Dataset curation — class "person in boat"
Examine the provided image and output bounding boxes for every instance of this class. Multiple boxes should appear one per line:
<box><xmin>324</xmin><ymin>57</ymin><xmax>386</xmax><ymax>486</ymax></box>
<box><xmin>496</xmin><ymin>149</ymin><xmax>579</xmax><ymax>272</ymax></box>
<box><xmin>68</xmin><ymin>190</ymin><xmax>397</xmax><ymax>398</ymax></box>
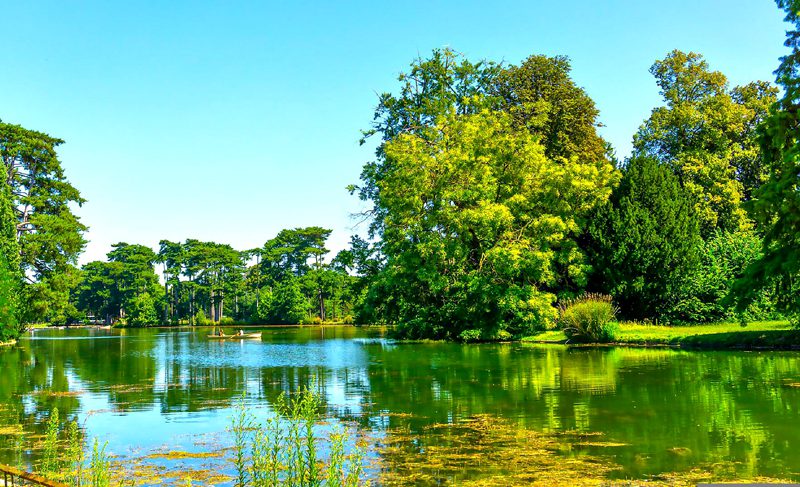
<box><xmin>238</xmin><ymin>329</ymin><xmax>244</xmax><ymax>336</ymax></box>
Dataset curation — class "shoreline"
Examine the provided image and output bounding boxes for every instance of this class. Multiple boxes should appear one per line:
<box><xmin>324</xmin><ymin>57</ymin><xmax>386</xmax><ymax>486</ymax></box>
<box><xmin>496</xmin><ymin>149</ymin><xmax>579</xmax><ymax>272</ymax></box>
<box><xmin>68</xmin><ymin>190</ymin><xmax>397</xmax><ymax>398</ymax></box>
<box><xmin>23</xmin><ymin>322</ymin><xmax>800</xmax><ymax>351</ymax></box>
<box><xmin>521</xmin><ymin>320</ymin><xmax>800</xmax><ymax>351</ymax></box>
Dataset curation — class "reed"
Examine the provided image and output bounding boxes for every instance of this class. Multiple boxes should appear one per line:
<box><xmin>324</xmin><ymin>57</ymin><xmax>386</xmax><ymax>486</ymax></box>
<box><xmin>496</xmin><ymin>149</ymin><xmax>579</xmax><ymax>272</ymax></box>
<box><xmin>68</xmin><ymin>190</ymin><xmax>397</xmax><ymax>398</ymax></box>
<box><xmin>231</xmin><ymin>388</ymin><xmax>368</xmax><ymax>486</ymax></box>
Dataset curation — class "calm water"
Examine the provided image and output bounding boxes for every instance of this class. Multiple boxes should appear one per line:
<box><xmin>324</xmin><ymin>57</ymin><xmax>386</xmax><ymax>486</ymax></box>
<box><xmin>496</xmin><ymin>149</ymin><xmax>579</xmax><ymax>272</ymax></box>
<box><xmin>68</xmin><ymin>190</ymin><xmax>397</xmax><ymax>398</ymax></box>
<box><xmin>1</xmin><ymin>326</ymin><xmax>799</xmax><ymax>484</ymax></box>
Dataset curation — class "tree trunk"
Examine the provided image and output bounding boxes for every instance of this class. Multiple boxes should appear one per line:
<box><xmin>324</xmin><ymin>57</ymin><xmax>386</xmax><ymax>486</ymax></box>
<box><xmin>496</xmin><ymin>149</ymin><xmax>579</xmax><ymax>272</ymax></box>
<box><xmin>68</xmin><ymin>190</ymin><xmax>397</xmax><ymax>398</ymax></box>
<box><xmin>318</xmin><ymin>287</ymin><xmax>325</xmax><ymax>322</ymax></box>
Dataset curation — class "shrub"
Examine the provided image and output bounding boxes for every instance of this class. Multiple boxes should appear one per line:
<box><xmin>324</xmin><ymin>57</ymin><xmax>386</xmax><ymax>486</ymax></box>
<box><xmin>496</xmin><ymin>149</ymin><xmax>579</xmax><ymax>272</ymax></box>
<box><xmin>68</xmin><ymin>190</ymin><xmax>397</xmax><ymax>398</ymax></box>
<box><xmin>458</xmin><ymin>328</ymin><xmax>513</xmax><ymax>342</ymax></box>
<box><xmin>219</xmin><ymin>316</ymin><xmax>235</xmax><ymax>325</ymax></box>
<box><xmin>559</xmin><ymin>294</ymin><xmax>618</xmax><ymax>343</ymax></box>
<box><xmin>194</xmin><ymin>310</ymin><xmax>209</xmax><ymax>326</ymax></box>
<box><xmin>458</xmin><ymin>329</ymin><xmax>483</xmax><ymax>343</ymax></box>
<box><xmin>300</xmin><ymin>315</ymin><xmax>323</xmax><ymax>325</ymax></box>
<box><xmin>669</xmin><ymin>230</ymin><xmax>780</xmax><ymax>323</ymax></box>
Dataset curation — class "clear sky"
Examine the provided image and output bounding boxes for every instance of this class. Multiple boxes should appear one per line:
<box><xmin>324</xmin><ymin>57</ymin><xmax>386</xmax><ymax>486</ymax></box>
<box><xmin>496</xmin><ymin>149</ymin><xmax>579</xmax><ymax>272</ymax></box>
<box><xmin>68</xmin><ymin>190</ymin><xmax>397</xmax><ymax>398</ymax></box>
<box><xmin>1</xmin><ymin>1</ymin><xmax>789</xmax><ymax>264</ymax></box>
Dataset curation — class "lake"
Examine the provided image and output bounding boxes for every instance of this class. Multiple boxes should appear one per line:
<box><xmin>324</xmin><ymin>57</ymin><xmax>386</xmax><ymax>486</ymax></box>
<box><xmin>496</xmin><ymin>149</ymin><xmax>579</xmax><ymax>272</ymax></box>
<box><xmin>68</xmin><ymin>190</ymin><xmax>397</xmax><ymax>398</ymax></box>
<box><xmin>1</xmin><ymin>326</ymin><xmax>799</xmax><ymax>485</ymax></box>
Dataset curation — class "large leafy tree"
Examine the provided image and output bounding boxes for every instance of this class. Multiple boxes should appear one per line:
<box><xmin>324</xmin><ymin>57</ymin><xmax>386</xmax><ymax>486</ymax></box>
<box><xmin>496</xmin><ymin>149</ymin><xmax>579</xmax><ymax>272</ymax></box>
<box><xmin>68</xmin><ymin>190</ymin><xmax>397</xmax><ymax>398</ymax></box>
<box><xmin>352</xmin><ymin>49</ymin><xmax>501</xmax><ymax>237</ymax></box>
<box><xmin>0</xmin><ymin>121</ymin><xmax>86</xmax><ymax>324</ymax></box>
<box><xmin>158</xmin><ymin>239</ymin><xmax>186</xmax><ymax>324</ymax></box>
<box><xmin>181</xmin><ymin>240</ymin><xmax>244</xmax><ymax>323</ymax></box>
<box><xmin>351</xmin><ymin>49</ymin><xmax>616</xmax><ymax>338</ymax></box>
<box><xmin>633</xmin><ymin>51</ymin><xmax>777</xmax><ymax>235</ymax></box>
<box><xmin>260</xmin><ymin>227</ymin><xmax>332</xmax><ymax>282</ymax></box>
<box><xmin>733</xmin><ymin>0</ymin><xmax>800</xmax><ymax>321</ymax></box>
<box><xmin>494</xmin><ymin>54</ymin><xmax>609</xmax><ymax>163</ymax></box>
<box><xmin>0</xmin><ymin>122</ymin><xmax>87</xmax><ymax>274</ymax></box>
<box><xmin>107</xmin><ymin>243</ymin><xmax>161</xmax><ymax>325</ymax></box>
<box><xmin>0</xmin><ymin>177</ymin><xmax>20</xmax><ymax>339</ymax></box>
<box><xmin>75</xmin><ymin>261</ymin><xmax>122</xmax><ymax>324</ymax></box>
<box><xmin>587</xmin><ymin>156</ymin><xmax>702</xmax><ymax>321</ymax></box>
<box><xmin>374</xmin><ymin>109</ymin><xmax>615</xmax><ymax>339</ymax></box>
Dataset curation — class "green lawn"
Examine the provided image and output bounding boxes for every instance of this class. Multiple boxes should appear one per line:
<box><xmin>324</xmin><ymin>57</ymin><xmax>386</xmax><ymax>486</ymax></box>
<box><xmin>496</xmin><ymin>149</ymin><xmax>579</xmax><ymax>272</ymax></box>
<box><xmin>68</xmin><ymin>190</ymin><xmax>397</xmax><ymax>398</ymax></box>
<box><xmin>521</xmin><ymin>320</ymin><xmax>800</xmax><ymax>349</ymax></box>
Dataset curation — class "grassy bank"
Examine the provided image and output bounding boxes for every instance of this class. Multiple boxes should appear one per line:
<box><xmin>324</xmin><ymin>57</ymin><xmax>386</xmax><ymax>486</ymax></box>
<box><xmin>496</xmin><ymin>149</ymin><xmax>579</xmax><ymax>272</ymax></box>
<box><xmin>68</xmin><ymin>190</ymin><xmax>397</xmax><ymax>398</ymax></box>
<box><xmin>522</xmin><ymin>320</ymin><xmax>800</xmax><ymax>349</ymax></box>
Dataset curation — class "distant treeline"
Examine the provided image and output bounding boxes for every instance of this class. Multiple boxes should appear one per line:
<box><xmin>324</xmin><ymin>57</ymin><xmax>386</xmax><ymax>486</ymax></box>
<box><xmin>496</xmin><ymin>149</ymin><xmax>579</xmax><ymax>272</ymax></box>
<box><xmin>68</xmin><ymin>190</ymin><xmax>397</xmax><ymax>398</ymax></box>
<box><xmin>71</xmin><ymin>229</ymin><xmax>375</xmax><ymax>326</ymax></box>
<box><xmin>2</xmin><ymin>1</ymin><xmax>799</xmax><ymax>339</ymax></box>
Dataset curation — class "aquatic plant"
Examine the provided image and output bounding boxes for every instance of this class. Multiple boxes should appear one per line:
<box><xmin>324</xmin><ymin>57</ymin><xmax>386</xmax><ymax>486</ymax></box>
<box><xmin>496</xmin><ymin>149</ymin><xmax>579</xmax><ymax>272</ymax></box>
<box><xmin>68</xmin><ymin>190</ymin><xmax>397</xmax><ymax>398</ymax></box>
<box><xmin>230</xmin><ymin>388</ymin><xmax>367</xmax><ymax>486</ymax></box>
<box><xmin>89</xmin><ymin>438</ymin><xmax>111</xmax><ymax>487</ymax></box>
<box><xmin>41</xmin><ymin>408</ymin><xmax>60</xmax><ymax>476</ymax></box>
<box><xmin>34</xmin><ymin>408</ymin><xmax>114</xmax><ymax>487</ymax></box>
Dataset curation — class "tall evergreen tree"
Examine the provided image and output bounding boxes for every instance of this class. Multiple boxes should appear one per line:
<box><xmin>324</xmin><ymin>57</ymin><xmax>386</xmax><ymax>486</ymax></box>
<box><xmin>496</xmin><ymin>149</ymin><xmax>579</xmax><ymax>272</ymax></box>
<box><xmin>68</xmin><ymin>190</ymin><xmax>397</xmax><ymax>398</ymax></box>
<box><xmin>1</xmin><ymin>121</ymin><xmax>86</xmax><ymax>324</ymax></box>
<box><xmin>587</xmin><ymin>156</ymin><xmax>702</xmax><ymax>321</ymax></box>
<box><xmin>0</xmin><ymin>177</ymin><xmax>20</xmax><ymax>339</ymax></box>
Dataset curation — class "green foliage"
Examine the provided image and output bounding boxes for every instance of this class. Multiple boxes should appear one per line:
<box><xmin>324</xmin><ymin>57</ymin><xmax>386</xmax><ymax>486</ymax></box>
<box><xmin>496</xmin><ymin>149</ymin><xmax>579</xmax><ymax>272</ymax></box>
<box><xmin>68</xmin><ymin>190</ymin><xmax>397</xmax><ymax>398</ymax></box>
<box><xmin>41</xmin><ymin>407</ymin><xmax>60</xmax><ymax>476</ymax></box>
<box><xmin>633</xmin><ymin>50</ymin><xmax>777</xmax><ymax>236</ymax></box>
<box><xmin>351</xmin><ymin>49</ymin><xmax>618</xmax><ymax>339</ymax></box>
<box><xmin>1</xmin><ymin>121</ymin><xmax>87</xmax><ymax>325</ymax></box>
<box><xmin>260</xmin><ymin>227</ymin><xmax>332</xmax><ymax>282</ymax></box>
<box><xmin>126</xmin><ymin>292</ymin><xmax>159</xmax><ymax>327</ymax></box>
<box><xmin>495</xmin><ymin>54</ymin><xmax>609</xmax><ymax>163</ymax></box>
<box><xmin>588</xmin><ymin>156</ymin><xmax>702</xmax><ymax>321</ymax></box>
<box><xmin>75</xmin><ymin>261</ymin><xmax>121</xmax><ymax>324</ymax></box>
<box><xmin>671</xmin><ymin>231</ymin><xmax>778</xmax><ymax>323</ymax></box>
<box><xmin>231</xmin><ymin>389</ymin><xmax>366</xmax><ymax>487</ymax></box>
<box><xmin>89</xmin><ymin>438</ymin><xmax>111</xmax><ymax>487</ymax></box>
<box><xmin>76</xmin><ymin>243</ymin><xmax>162</xmax><ymax>326</ymax></box>
<box><xmin>0</xmin><ymin>177</ymin><xmax>20</xmax><ymax>340</ymax></box>
<box><xmin>22</xmin><ymin>265</ymin><xmax>83</xmax><ymax>326</ymax></box>
<box><xmin>370</xmin><ymin>108</ymin><xmax>615</xmax><ymax>339</ymax></box>
<box><xmin>266</xmin><ymin>277</ymin><xmax>309</xmax><ymax>324</ymax></box>
<box><xmin>457</xmin><ymin>328</ymin><xmax>513</xmax><ymax>343</ymax></box>
<box><xmin>0</xmin><ymin>252</ymin><xmax>20</xmax><ymax>341</ymax></box>
<box><xmin>733</xmin><ymin>0</ymin><xmax>800</xmax><ymax>324</ymax></box>
<box><xmin>195</xmin><ymin>309</ymin><xmax>210</xmax><ymax>326</ymax></box>
<box><xmin>558</xmin><ymin>294</ymin><xmax>618</xmax><ymax>343</ymax></box>
<box><xmin>0</xmin><ymin>122</ymin><xmax>87</xmax><ymax>277</ymax></box>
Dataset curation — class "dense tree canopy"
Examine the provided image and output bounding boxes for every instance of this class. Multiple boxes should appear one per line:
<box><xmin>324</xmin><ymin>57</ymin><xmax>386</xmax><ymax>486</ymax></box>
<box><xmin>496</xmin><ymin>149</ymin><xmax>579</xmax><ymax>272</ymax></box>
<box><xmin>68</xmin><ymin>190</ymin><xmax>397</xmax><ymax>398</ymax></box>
<box><xmin>68</xmin><ymin>228</ymin><xmax>359</xmax><ymax>327</ymax></box>
<box><xmin>0</xmin><ymin>121</ymin><xmax>86</xmax><ymax>331</ymax></box>
<box><xmin>633</xmin><ymin>51</ymin><xmax>777</xmax><ymax>236</ymax></box>
<box><xmin>495</xmin><ymin>54</ymin><xmax>608</xmax><ymax>163</ymax></box>
<box><xmin>370</xmin><ymin>109</ymin><xmax>615</xmax><ymax>339</ymax></box>
<box><xmin>587</xmin><ymin>156</ymin><xmax>702</xmax><ymax>321</ymax></box>
<box><xmin>733</xmin><ymin>0</ymin><xmax>800</xmax><ymax>322</ymax></box>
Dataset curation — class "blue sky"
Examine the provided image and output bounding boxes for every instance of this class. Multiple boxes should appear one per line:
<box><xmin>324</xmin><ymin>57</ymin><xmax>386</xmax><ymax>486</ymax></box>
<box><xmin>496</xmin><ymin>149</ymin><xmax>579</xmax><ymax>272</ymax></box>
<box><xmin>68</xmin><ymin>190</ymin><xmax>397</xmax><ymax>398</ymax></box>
<box><xmin>1</xmin><ymin>1</ymin><xmax>788</xmax><ymax>263</ymax></box>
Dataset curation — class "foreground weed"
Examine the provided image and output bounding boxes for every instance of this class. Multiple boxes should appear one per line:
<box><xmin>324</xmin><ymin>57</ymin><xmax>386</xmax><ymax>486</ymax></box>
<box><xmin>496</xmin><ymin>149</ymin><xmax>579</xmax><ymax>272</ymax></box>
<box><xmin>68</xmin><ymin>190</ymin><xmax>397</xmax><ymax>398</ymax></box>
<box><xmin>90</xmin><ymin>438</ymin><xmax>111</xmax><ymax>487</ymax></box>
<box><xmin>41</xmin><ymin>407</ymin><xmax>60</xmax><ymax>476</ymax></box>
<box><xmin>231</xmin><ymin>392</ymin><xmax>254</xmax><ymax>487</ymax></box>
<box><xmin>232</xmin><ymin>388</ymin><xmax>368</xmax><ymax>486</ymax></box>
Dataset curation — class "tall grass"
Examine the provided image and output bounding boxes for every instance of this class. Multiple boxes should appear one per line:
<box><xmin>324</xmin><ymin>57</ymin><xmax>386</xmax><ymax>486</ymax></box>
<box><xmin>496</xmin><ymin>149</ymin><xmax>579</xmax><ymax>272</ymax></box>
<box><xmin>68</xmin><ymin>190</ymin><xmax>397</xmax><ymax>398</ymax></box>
<box><xmin>37</xmin><ymin>407</ymin><xmax>112</xmax><ymax>487</ymax></box>
<box><xmin>231</xmin><ymin>388</ymin><xmax>368</xmax><ymax>486</ymax></box>
<box><xmin>559</xmin><ymin>293</ymin><xmax>619</xmax><ymax>343</ymax></box>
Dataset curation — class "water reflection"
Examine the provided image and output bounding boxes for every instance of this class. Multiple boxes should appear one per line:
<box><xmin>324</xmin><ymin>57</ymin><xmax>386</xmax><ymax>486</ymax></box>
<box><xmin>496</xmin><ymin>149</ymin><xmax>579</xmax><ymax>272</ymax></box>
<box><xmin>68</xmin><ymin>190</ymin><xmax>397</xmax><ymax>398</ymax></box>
<box><xmin>0</xmin><ymin>327</ymin><xmax>798</xmax><ymax>482</ymax></box>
